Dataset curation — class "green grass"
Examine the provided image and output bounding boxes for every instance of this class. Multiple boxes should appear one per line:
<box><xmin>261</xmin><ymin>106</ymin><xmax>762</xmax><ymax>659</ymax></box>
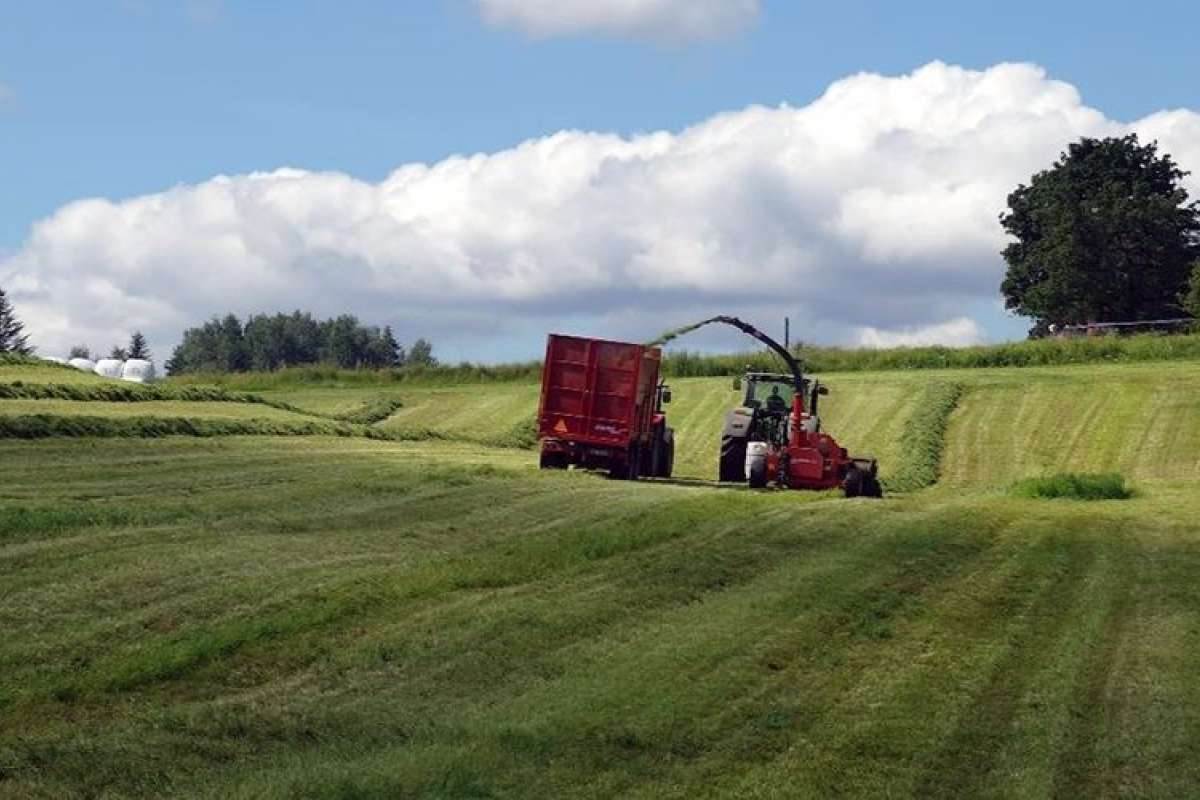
<box><xmin>884</xmin><ymin>382</ymin><xmax>964</xmax><ymax>492</ymax></box>
<box><xmin>2</xmin><ymin>437</ymin><xmax>1200</xmax><ymax>798</ymax></box>
<box><xmin>0</xmin><ymin>413</ymin><xmax>358</xmax><ymax>440</ymax></box>
<box><xmin>0</xmin><ymin>399</ymin><xmax>322</xmax><ymax>422</ymax></box>
<box><xmin>941</xmin><ymin>362</ymin><xmax>1200</xmax><ymax>486</ymax></box>
<box><xmin>1010</xmin><ymin>472</ymin><xmax>1134</xmax><ymax>501</ymax></box>
<box><xmin>0</xmin><ymin>360</ymin><xmax>108</xmax><ymax>384</ymax></box>
<box><xmin>9</xmin><ymin>359</ymin><xmax>1200</xmax><ymax>489</ymax></box>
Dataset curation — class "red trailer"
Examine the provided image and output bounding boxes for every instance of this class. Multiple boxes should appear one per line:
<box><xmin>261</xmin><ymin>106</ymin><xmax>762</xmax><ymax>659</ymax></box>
<box><xmin>537</xmin><ymin>334</ymin><xmax>674</xmax><ymax>480</ymax></box>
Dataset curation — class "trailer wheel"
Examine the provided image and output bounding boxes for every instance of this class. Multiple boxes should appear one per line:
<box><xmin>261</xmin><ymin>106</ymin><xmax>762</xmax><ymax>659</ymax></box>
<box><xmin>610</xmin><ymin>445</ymin><xmax>640</xmax><ymax>481</ymax></box>
<box><xmin>719</xmin><ymin>435</ymin><xmax>747</xmax><ymax>482</ymax></box>
<box><xmin>539</xmin><ymin>451</ymin><xmax>568</xmax><ymax>470</ymax></box>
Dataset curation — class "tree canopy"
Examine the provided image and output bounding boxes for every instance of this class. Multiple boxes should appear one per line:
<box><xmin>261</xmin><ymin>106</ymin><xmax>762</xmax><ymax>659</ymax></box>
<box><xmin>0</xmin><ymin>287</ymin><xmax>33</xmax><ymax>355</ymax></box>
<box><xmin>1182</xmin><ymin>261</ymin><xmax>1200</xmax><ymax>320</ymax></box>
<box><xmin>128</xmin><ymin>331</ymin><xmax>151</xmax><ymax>360</ymax></box>
<box><xmin>1000</xmin><ymin>135</ymin><xmax>1200</xmax><ymax>334</ymax></box>
<box><xmin>166</xmin><ymin>311</ymin><xmax>417</xmax><ymax>374</ymax></box>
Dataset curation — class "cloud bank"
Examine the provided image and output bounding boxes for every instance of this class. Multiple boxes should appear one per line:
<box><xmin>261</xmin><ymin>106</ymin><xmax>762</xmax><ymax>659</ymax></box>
<box><xmin>5</xmin><ymin>61</ymin><xmax>1200</xmax><ymax>358</ymax></box>
<box><xmin>476</xmin><ymin>0</ymin><xmax>761</xmax><ymax>43</ymax></box>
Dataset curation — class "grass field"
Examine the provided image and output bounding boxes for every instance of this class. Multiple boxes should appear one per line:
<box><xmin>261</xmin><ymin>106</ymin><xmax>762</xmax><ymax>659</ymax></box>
<box><xmin>0</xmin><ymin>362</ymin><xmax>106</xmax><ymax>384</ymax></box>
<box><xmin>0</xmin><ymin>399</ymin><xmax>322</xmax><ymax>423</ymax></box>
<box><xmin>2</xmin><ymin>357</ymin><xmax>1200</xmax><ymax>797</ymax></box>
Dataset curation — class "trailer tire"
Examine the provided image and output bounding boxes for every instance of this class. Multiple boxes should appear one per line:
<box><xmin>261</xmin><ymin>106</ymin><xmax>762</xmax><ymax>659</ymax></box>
<box><xmin>719</xmin><ymin>435</ymin><xmax>747</xmax><ymax>482</ymax></box>
<box><xmin>539</xmin><ymin>451</ymin><xmax>568</xmax><ymax>470</ymax></box>
<box><xmin>610</xmin><ymin>445</ymin><xmax>640</xmax><ymax>481</ymax></box>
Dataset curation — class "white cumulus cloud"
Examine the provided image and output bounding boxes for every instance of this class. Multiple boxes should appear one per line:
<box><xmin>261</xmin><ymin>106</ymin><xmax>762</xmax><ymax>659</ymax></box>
<box><xmin>4</xmin><ymin>61</ymin><xmax>1200</xmax><ymax>359</ymax></box>
<box><xmin>857</xmin><ymin>317</ymin><xmax>985</xmax><ymax>349</ymax></box>
<box><xmin>476</xmin><ymin>0</ymin><xmax>760</xmax><ymax>43</ymax></box>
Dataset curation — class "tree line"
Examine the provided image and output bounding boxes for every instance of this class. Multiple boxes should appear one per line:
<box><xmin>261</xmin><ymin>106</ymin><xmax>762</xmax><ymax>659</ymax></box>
<box><xmin>163</xmin><ymin>312</ymin><xmax>435</xmax><ymax>374</ymax></box>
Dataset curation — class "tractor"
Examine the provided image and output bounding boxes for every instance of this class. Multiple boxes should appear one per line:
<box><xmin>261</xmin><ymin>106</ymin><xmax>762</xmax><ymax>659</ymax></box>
<box><xmin>680</xmin><ymin>317</ymin><xmax>881</xmax><ymax>498</ymax></box>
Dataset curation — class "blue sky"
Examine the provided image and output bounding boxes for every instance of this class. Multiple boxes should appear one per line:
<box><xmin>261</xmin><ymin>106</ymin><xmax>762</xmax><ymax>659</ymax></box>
<box><xmin>3</xmin><ymin>1</ymin><xmax>1200</xmax><ymax>361</ymax></box>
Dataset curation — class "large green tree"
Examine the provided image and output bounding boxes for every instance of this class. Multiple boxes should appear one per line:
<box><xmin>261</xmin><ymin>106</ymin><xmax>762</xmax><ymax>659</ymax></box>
<box><xmin>0</xmin><ymin>287</ymin><xmax>33</xmax><ymax>355</ymax></box>
<box><xmin>1182</xmin><ymin>261</ymin><xmax>1200</xmax><ymax>319</ymax></box>
<box><xmin>1000</xmin><ymin>135</ymin><xmax>1200</xmax><ymax>334</ymax></box>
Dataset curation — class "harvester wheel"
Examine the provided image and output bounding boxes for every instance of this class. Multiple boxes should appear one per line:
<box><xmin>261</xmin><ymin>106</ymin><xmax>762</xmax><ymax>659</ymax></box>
<box><xmin>719</xmin><ymin>435</ymin><xmax>747</xmax><ymax>482</ymax></box>
<box><xmin>747</xmin><ymin>456</ymin><xmax>768</xmax><ymax>489</ymax></box>
<box><xmin>843</xmin><ymin>467</ymin><xmax>865</xmax><ymax>498</ymax></box>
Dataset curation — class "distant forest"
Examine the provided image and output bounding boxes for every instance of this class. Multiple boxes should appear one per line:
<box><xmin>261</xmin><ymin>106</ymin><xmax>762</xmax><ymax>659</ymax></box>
<box><xmin>165</xmin><ymin>312</ymin><xmax>434</xmax><ymax>375</ymax></box>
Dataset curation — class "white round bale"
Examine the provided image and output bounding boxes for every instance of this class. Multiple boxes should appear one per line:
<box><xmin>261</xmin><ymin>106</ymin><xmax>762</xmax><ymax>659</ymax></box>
<box><xmin>94</xmin><ymin>359</ymin><xmax>124</xmax><ymax>379</ymax></box>
<box><xmin>121</xmin><ymin>359</ymin><xmax>156</xmax><ymax>383</ymax></box>
<box><xmin>69</xmin><ymin>358</ymin><xmax>97</xmax><ymax>372</ymax></box>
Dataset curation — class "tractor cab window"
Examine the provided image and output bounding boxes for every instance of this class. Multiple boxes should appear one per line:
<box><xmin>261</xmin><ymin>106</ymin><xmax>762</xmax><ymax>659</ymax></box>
<box><xmin>749</xmin><ymin>381</ymin><xmax>795</xmax><ymax>414</ymax></box>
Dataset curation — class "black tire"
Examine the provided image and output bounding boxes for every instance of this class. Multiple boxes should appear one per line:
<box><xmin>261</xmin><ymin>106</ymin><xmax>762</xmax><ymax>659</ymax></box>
<box><xmin>843</xmin><ymin>466</ymin><xmax>864</xmax><ymax>498</ymax></box>
<box><xmin>863</xmin><ymin>473</ymin><xmax>884</xmax><ymax>498</ymax></box>
<box><xmin>659</xmin><ymin>429</ymin><xmax>675</xmax><ymax>478</ymax></box>
<box><xmin>611</xmin><ymin>444</ymin><xmax>640</xmax><ymax>481</ymax></box>
<box><xmin>719</xmin><ymin>435</ymin><xmax>747</xmax><ymax>482</ymax></box>
<box><xmin>539</xmin><ymin>450</ymin><xmax>567</xmax><ymax>470</ymax></box>
<box><xmin>646</xmin><ymin>425</ymin><xmax>665</xmax><ymax>477</ymax></box>
<box><xmin>748</xmin><ymin>456</ymin><xmax>768</xmax><ymax>489</ymax></box>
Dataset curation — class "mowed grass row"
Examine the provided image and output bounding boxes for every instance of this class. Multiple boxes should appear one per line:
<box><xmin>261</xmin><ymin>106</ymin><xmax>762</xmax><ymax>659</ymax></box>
<box><xmin>941</xmin><ymin>362</ymin><xmax>1200</xmax><ymax>486</ymax></box>
<box><xmin>2</xmin><ymin>437</ymin><xmax>1200</xmax><ymax>798</ymax></box>
<box><xmin>0</xmin><ymin>399</ymin><xmax>321</xmax><ymax>423</ymax></box>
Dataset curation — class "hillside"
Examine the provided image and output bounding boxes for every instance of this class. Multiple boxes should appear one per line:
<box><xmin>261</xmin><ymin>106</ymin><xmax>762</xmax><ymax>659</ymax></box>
<box><xmin>2</xmin><ymin>357</ymin><xmax>1200</xmax><ymax>797</ymax></box>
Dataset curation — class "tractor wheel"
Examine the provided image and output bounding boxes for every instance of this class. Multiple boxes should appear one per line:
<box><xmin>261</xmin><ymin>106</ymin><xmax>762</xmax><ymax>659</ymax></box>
<box><xmin>863</xmin><ymin>473</ymin><xmax>884</xmax><ymax>498</ymax></box>
<box><xmin>646</xmin><ymin>425</ymin><xmax>666</xmax><ymax>477</ymax></box>
<box><xmin>748</xmin><ymin>456</ymin><xmax>768</xmax><ymax>489</ymax></box>
<box><xmin>658</xmin><ymin>428</ymin><xmax>675</xmax><ymax>478</ymax></box>
<box><xmin>843</xmin><ymin>466</ymin><xmax>865</xmax><ymax>498</ymax></box>
<box><xmin>719</xmin><ymin>435</ymin><xmax>747</xmax><ymax>482</ymax></box>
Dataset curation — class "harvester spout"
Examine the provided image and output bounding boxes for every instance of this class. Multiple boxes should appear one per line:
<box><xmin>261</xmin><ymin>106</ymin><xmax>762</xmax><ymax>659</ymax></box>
<box><xmin>646</xmin><ymin>315</ymin><xmax>804</xmax><ymax>393</ymax></box>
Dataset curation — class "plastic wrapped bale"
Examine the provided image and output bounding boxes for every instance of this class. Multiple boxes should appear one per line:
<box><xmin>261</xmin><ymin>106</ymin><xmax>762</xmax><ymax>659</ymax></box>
<box><xmin>121</xmin><ymin>359</ymin><xmax>156</xmax><ymax>383</ymax></box>
<box><xmin>42</xmin><ymin>356</ymin><xmax>68</xmax><ymax>364</ymax></box>
<box><xmin>69</xmin><ymin>358</ymin><xmax>97</xmax><ymax>372</ymax></box>
<box><xmin>94</xmin><ymin>359</ymin><xmax>124</xmax><ymax>379</ymax></box>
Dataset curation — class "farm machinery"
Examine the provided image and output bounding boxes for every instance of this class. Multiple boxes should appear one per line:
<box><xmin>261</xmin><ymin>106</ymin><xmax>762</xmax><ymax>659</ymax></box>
<box><xmin>686</xmin><ymin>317</ymin><xmax>883</xmax><ymax>498</ymax></box>
<box><xmin>535</xmin><ymin>316</ymin><xmax>881</xmax><ymax>498</ymax></box>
